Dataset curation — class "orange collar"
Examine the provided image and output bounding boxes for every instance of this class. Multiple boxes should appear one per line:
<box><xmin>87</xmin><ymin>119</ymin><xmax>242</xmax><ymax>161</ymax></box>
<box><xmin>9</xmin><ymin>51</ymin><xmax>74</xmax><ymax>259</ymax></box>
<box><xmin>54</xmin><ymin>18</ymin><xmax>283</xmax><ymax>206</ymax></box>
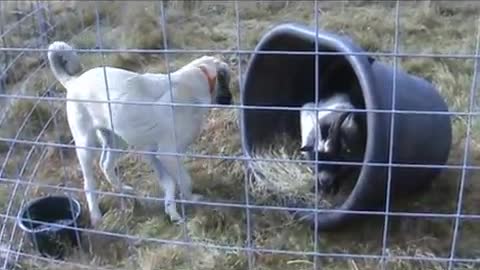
<box><xmin>198</xmin><ymin>66</ymin><xmax>216</xmax><ymax>94</ymax></box>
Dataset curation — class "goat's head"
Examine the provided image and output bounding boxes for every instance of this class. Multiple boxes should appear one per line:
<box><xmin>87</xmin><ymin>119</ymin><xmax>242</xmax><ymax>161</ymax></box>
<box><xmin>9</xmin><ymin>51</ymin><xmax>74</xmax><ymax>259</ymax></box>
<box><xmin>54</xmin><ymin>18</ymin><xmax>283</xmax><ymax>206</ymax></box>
<box><xmin>300</xmin><ymin>111</ymin><xmax>352</xmax><ymax>194</ymax></box>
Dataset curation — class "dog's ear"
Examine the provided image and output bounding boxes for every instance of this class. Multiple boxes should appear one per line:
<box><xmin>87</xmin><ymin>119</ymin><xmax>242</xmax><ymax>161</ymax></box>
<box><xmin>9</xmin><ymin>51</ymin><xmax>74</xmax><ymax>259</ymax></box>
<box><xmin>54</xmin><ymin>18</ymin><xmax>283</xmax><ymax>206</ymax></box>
<box><xmin>198</xmin><ymin>64</ymin><xmax>217</xmax><ymax>81</ymax></box>
<box><xmin>198</xmin><ymin>64</ymin><xmax>218</xmax><ymax>94</ymax></box>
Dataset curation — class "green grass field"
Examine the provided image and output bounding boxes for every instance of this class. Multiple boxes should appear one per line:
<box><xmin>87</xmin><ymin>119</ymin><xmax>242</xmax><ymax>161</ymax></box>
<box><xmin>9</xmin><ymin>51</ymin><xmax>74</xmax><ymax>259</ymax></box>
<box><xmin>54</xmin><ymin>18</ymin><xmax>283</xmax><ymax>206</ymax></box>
<box><xmin>0</xmin><ymin>1</ymin><xmax>479</xmax><ymax>269</ymax></box>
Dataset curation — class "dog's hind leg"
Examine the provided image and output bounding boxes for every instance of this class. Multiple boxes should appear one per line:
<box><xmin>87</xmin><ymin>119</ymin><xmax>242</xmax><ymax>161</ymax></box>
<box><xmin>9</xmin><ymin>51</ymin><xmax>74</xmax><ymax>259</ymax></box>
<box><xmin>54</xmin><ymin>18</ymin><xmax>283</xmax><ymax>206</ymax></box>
<box><xmin>74</xmin><ymin>132</ymin><xmax>103</xmax><ymax>226</ymax></box>
<box><xmin>97</xmin><ymin>129</ymin><xmax>135</xmax><ymax>211</ymax></box>
<box><xmin>96</xmin><ymin>129</ymin><xmax>134</xmax><ymax>193</ymax></box>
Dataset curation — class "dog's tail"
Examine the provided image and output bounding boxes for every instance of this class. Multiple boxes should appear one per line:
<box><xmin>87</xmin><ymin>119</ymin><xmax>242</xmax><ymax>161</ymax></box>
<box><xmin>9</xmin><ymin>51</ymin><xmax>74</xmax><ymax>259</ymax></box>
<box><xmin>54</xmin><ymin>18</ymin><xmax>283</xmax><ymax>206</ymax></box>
<box><xmin>47</xmin><ymin>41</ymin><xmax>83</xmax><ymax>86</ymax></box>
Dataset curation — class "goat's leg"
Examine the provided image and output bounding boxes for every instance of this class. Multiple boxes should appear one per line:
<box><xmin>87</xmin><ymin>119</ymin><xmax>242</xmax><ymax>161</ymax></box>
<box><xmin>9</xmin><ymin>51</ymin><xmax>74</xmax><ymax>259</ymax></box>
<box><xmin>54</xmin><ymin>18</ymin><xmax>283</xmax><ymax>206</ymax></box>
<box><xmin>147</xmin><ymin>154</ymin><xmax>183</xmax><ymax>223</ymax></box>
<box><xmin>75</xmin><ymin>137</ymin><xmax>103</xmax><ymax>226</ymax></box>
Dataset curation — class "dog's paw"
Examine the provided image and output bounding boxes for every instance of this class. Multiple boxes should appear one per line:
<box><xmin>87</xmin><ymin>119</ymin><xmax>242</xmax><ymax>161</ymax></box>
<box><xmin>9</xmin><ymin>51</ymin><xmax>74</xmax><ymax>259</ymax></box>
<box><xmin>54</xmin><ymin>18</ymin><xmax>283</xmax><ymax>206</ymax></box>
<box><xmin>165</xmin><ymin>207</ymin><xmax>183</xmax><ymax>223</ymax></box>
<box><xmin>90</xmin><ymin>213</ymin><xmax>103</xmax><ymax>227</ymax></box>
<box><xmin>169</xmin><ymin>213</ymin><xmax>184</xmax><ymax>224</ymax></box>
<box><xmin>190</xmin><ymin>193</ymin><xmax>204</xmax><ymax>202</ymax></box>
<box><xmin>121</xmin><ymin>184</ymin><xmax>135</xmax><ymax>194</ymax></box>
<box><xmin>173</xmin><ymin>217</ymin><xmax>186</xmax><ymax>225</ymax></box>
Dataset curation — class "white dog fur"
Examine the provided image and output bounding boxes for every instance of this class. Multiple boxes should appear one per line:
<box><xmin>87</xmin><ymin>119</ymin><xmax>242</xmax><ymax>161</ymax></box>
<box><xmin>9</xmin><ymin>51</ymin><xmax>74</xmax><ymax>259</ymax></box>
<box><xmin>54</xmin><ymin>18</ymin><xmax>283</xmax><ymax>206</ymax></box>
<box><xmin>47</xmin><ymin>41</ymin><xmax>232</xmax><ymax>226</ymax></box>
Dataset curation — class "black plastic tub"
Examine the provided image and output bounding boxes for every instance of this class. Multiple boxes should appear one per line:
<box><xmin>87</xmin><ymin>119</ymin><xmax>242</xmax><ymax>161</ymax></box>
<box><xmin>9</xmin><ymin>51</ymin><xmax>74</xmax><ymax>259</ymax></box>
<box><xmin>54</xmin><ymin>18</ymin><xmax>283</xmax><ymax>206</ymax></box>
<box><xmin>18</xmin><ymin>195</ymin><xmax>83</xmax><ymax>259</ymax></box>
<box><xmin>240</xmin><ymin>23</ymin><xmax>452</xmax><ymax>231</ymax></box>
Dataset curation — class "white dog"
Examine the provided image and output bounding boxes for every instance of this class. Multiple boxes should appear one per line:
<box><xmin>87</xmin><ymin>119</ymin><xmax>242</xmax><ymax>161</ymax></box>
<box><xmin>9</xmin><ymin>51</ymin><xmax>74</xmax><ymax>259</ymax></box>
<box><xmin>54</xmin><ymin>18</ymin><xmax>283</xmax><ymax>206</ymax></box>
<box><xmin>47</xmin><ymin>41</ymin><xmax>232</xmax><ymax>226</ymax></box>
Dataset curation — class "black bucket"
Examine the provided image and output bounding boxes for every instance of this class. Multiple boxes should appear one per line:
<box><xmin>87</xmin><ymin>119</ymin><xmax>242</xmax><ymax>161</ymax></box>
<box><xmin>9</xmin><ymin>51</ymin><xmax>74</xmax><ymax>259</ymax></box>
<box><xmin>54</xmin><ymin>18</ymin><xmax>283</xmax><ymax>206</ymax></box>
<box><xmin>18</xmin><ymin>195</ymin><xmax>83</xmax><ymax>259</ymax></box>
<box><xmin>240</xmin><ymin>23</ymin><xmax>452</xmax><ymax>231</ymax></box>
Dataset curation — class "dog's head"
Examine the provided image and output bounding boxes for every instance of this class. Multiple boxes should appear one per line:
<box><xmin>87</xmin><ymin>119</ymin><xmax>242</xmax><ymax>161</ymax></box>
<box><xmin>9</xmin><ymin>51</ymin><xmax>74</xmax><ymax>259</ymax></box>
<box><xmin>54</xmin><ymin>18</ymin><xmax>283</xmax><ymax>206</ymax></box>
<box><xmin>213</xmin><ymin>60</ymin><xmax>233</xmax><ymax>105</ymax></box>
<box><xmin>188</xmin><ymin>56</ymin><xmax>233</xmax><ymax>105</ymax></box>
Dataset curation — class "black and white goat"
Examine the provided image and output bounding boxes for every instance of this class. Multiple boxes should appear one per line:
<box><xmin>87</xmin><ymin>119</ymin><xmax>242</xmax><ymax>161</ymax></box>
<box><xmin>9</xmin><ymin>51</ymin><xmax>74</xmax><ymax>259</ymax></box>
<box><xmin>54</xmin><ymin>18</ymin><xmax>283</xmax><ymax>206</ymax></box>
<box><xmin>299</xmin><ymin>93</ymin><xmax>365</xmax><ymax>195</ymax></box>
<box><xmin>47</xmin><ymin>41</ymin><xmax>232</xmax><ymax>226</ymax></box>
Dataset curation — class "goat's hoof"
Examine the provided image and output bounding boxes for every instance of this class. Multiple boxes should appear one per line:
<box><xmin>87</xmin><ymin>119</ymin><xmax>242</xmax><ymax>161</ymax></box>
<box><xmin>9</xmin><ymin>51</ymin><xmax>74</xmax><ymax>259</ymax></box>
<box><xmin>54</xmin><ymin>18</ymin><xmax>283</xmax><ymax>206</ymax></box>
<box><xmin>321</xmin><ymin>186</ymin><xmax>332</xmax><ymax>195</ymax></box>
<box><xmin>316</xmin><ymin>179</ymin><xmax>340</xmax><ymax>196</ymax></box>
<box><xmin>311</xmin><ymin>184</ymin><xmax>332</xmax><ymax>195</ymax></box>
<box><xmin>322</xmin><ymin>188</ymin><xmax>339</xmax><ymax>196</ymax></box>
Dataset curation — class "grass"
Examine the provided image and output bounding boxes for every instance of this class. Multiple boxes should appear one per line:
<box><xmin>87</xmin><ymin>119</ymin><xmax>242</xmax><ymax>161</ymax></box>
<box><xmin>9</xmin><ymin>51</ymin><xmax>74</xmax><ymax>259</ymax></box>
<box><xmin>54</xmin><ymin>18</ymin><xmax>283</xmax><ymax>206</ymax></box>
<box><xmin>0</xmin><ymin>0</ymin><xmax>479</xmax><ymax>269</ymax></box>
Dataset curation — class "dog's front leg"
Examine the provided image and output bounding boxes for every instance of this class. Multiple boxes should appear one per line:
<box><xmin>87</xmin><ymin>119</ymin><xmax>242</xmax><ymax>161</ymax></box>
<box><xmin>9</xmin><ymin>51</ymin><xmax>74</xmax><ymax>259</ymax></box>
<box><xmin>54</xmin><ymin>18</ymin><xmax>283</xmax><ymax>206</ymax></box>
<box><xmin>157</xmin><ymin>156</ymin><xmax>203</xmax><ymax>202</ymax></box>
<box><xmin>148</xmin><ymin>154</ymin><xmax>183</xmax><ymax>223</ymax></box>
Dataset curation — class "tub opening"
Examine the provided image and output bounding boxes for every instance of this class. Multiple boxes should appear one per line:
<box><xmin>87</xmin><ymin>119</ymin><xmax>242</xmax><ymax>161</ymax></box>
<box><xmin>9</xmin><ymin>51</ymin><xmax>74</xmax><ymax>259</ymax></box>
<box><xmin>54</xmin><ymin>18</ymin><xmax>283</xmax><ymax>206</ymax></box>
<box><xmin>20</xmin><ymin>197</ymin><xmax>79</xmax><ymax>231</ymax></box>
<box><xmin>244</xmin><ymin>47</ymin><xmax>367</xmax><ymax>208</ymax></box>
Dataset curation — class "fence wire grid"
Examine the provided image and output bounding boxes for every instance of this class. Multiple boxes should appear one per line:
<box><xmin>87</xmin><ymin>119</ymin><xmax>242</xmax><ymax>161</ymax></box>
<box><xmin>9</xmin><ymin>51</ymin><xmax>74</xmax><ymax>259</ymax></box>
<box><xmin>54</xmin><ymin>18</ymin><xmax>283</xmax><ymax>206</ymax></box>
<box><xmin>0</xmin><ymin>1</ymin><xmax>479</xmax><ymax>270</ymax></box>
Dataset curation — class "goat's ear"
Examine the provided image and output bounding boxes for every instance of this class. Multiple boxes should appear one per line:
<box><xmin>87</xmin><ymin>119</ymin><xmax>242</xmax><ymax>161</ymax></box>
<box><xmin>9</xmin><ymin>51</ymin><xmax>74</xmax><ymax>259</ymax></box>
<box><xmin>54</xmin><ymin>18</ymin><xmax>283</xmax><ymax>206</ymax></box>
<box><xmin>328</xmin><ymin>112</ymin><xmax>351</xmax><ymax>139</ymax></box>
<box><xmin>300</xmin><ymin>130</ymin><xmax>317</xmax><ymax>152</ymax></box>
<box><xmin>300</xmin><ymin>145</ymin><xmax>313</xmax><ymax>152</ymax></box>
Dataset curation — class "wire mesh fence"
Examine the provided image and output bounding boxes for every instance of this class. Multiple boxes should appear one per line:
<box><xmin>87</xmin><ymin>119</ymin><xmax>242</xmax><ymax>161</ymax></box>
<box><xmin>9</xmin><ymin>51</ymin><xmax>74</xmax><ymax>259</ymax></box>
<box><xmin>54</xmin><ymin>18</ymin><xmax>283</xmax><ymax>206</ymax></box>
<box><xmin>0</xmin><ymin>1</ymin><xmax>479</xmax><ymax>269</ymax></box>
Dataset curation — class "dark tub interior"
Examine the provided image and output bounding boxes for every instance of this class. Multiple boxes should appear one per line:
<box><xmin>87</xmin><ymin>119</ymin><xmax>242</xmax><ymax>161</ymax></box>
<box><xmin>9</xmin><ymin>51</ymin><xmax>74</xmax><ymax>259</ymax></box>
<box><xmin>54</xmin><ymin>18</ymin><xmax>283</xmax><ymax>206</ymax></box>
<box><xmin>242</xmin><ymin>42</ymin><xmax>373</xmax><ymax>206</ymax></box>
<box><xmin>243</xmin><ymin>34</ymin><xmax>369</xmax><ymax>192</ymax></box>
<box><xmin>243</xmin><ymin>35</ymin><xmax>368</xmax><ymax>148</ymax></box>
<box><xmin>20</xmin><ymin>196</ymin><xmax>80</xmax><ymax>231</ymax></box>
